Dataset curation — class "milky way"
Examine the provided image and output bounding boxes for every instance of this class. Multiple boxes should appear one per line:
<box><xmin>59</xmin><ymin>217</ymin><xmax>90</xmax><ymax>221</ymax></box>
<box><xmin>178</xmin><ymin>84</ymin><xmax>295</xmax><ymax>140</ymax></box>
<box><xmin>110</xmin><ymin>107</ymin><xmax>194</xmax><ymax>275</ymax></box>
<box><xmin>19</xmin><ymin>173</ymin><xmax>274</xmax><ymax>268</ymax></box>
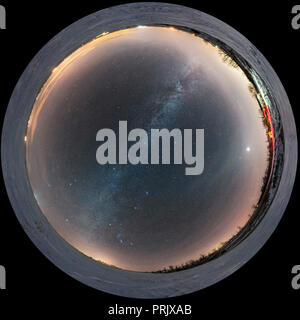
<box><xmin>26</xmin><ymin>26</ymin><xmax>270</xmax><ymax>271</ymax></box>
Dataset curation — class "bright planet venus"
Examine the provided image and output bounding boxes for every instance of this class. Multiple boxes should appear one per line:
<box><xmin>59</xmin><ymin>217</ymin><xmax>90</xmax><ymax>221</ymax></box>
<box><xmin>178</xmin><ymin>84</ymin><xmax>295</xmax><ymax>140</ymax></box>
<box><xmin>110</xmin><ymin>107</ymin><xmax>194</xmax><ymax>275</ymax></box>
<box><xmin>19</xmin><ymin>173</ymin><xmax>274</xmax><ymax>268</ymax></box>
<box><xmin>25</xmin><ymin>26</ymin><xmax>273</xmax><ymax>272</ymax></box>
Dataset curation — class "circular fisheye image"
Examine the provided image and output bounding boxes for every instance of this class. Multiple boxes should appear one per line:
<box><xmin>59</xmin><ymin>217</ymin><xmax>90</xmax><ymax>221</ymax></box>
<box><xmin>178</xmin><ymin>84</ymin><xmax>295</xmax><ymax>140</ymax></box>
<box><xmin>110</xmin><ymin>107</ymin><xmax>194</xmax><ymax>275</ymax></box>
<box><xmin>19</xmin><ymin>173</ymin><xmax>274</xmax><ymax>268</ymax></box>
<box><xmin>1</xmin><ymin>3</ymin><xmax>297</xmax><ymax>298</ymax></box>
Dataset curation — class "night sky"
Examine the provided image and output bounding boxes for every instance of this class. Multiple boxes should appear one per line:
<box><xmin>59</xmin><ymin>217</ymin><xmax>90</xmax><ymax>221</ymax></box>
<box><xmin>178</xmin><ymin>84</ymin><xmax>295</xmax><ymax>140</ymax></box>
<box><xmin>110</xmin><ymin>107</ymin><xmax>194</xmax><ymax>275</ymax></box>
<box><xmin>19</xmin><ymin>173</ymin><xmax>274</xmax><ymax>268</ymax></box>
<box><xmin>26</xmin><ymin>27</ymin><xmax>269</xmax><ymax>272</ymax></box>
